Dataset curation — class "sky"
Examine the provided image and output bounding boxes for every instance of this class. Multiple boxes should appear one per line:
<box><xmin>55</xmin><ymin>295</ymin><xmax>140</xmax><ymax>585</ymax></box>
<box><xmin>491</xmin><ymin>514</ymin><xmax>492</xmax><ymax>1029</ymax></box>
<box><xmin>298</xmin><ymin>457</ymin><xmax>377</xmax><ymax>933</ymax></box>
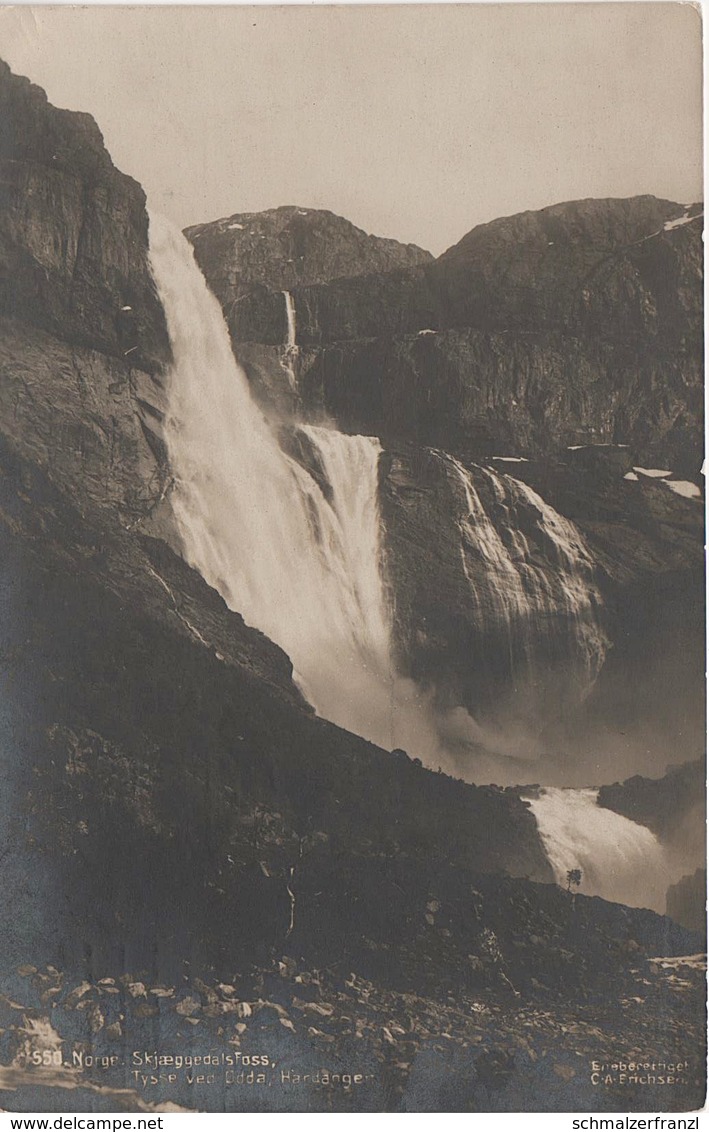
<box><xmin>0</xmin><ymin>4</ymin><xmax>703</xmax><ymax>254</ymax></box>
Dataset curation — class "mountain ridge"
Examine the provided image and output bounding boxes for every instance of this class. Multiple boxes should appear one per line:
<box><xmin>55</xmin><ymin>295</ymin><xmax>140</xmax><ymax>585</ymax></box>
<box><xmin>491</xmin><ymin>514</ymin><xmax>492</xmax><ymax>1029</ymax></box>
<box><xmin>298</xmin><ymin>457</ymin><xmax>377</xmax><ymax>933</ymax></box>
<box><xmin>189</xmin><ymin>193</ymin><xmax>702</xmax><ymax>476</ymax></box>
<box><xmin>186</xmin><ymin>203</ymin><xmax>433</xmax><ymax>298</ymax></box>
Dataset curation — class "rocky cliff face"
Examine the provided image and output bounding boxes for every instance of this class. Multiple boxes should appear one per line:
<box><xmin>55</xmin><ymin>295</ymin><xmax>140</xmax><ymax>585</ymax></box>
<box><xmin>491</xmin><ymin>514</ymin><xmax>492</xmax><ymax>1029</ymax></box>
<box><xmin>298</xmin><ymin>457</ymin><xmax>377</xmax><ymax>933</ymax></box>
<box><xmin>0</xmin><ymin>60</ymin><xmax>170</xmax><ymax>371</ymax></box>
<box><xmin>299</xmin><ymin>324</ymin><xmax>702</xmax><ymax>475</ymax></box>
<box><xmin>185</xmin><ymin>206</ymin><xmax>433</xmax><ymax>420</ymax></box>
<box><xmin>436</xmin><ymin>195</ymin><xmax>702</xmax><ymax>344</ymax></box>
<box><xmin>309</xmin><ymin>196</ymin><xmax>702</xmax><ymax>473</ymax></box>
<box><xmin>0</xmin><ymin>60</ymin><xmax>174</xmax><ymax>529</ymax></box>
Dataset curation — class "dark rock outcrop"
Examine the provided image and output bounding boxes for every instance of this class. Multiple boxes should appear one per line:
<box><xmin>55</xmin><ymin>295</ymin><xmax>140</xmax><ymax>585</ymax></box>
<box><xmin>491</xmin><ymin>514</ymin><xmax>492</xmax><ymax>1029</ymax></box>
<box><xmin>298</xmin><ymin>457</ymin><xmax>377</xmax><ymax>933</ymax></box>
<box><xmin>435</xmin><ymin>195</ymin><xmax>702</xmax><ymax>344</ymax></box>
<box><xmin>666</xmin><ymin>869</ymin><xmax>706</xmax><ymax>935</ymax></box>
<box><xmin>301</xmin><ymin>196</ymin><xmax>703</xmax><ymax>472</ymax></box>
<box><xmin>184</xmin><ymin>206</ymin><xmax>433</xmax><ymax>420</ymax></box>
<box><xmin>0</xmin><ymin>60</ymin><xmax>170</xmax><ymax>372</ymax></box>
<box><xmin>0</xmin><ymin>60</ymin><xmax>172</xmax><ymax>531</ymax></box>
<box><xmin>188</xmin><ymin>205</ymin><xmax>432</xmax><ymax>285</ymax></box>
<box><xmin>186</xmin><ymin>205</ymin><xmax>432</xmax><ymax>342</ymax></box>
<box><xmin>298</xmin><ymin>324</ymin><xmax>703</xmax><ymax>475</ymax></box>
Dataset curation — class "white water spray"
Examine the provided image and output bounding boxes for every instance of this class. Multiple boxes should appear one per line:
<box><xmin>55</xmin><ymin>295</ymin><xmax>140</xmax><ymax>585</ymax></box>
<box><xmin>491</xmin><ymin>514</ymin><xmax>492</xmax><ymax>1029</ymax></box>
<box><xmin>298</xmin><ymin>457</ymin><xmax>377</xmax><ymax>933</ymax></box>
<box><xmin>526</xmin><ymin>787</ymin><xmax>674</xmax><ymax>911</ymax></box>
<box><xmin>149</xmin><ymin>214</ymin><xmax>437</xmax><ymax>749</ymax></box>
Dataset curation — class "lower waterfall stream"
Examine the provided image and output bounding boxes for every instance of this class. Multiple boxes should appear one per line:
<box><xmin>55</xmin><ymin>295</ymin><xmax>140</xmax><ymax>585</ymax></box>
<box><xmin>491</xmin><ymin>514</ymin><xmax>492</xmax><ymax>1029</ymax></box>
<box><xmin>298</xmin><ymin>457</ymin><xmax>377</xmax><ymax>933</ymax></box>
<box><xmin>526</xmin><ymin>787</ymin><xmax>675</xmax><ymax>911</ymax></box>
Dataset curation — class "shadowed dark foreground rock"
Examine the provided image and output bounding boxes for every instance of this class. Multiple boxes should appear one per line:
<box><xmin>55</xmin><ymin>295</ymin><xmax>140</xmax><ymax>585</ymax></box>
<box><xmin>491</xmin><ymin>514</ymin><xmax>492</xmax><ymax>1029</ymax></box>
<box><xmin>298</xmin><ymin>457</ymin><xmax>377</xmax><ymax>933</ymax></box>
<box><xmin>0</xmin><ymin>906</ymin><xmax>704</xmax><ymax>1113</ymax></box>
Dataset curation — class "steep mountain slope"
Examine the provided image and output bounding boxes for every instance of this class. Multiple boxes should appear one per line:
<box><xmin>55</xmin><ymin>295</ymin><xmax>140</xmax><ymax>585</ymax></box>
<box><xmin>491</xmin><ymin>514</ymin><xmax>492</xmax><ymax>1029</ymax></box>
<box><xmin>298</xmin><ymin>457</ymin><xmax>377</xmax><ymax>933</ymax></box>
<box><xmin>304</xmin><ymin>196</ymin><xmax>702</xmax><ymax>473</ymax></box>
<box><xmin>184</xmin><ymin>206</ymin><xmax>433</xmax><ymax>421</ymax></box>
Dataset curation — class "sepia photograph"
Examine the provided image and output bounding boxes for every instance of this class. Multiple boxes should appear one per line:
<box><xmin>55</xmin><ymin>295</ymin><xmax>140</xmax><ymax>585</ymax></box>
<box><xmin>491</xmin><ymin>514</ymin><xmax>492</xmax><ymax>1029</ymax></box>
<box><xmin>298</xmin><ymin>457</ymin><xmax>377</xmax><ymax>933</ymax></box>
<box><xmin>0</xmin><ymin>2</ymin><xmax>704</xmax><ymax>1115</ymax></box>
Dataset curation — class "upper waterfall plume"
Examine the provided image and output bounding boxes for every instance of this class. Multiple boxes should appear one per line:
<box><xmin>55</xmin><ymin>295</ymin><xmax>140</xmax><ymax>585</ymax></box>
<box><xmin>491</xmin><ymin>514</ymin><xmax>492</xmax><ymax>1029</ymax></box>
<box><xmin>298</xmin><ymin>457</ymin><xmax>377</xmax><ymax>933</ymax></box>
<box><xmin>148</xmin><ymin>214</ymin><xmax>423</xmax><ymax>750</ymax></box>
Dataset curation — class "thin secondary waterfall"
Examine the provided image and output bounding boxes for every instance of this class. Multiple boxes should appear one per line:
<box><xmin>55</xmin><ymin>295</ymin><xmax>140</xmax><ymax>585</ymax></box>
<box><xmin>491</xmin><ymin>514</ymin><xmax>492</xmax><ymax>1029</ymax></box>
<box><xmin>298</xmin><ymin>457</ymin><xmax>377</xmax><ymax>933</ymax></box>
<box><xmin>283</xmin><ymin>291</ymin><xmax>297</xmax><ymax>348</ymax></box>
<box><xmin>281</xmin><ymin>291</ymin><xmax>298</xmax><ymax>389</ymax></box>
<box><xmin>526</xmin><ymin>787</ymin><xmax>673</xmax><ymax>911</ymax></box>
<box><xmin>148</xmin><ymin>214</ymin><xmax>401</xmax><ymax>747</ymax></box>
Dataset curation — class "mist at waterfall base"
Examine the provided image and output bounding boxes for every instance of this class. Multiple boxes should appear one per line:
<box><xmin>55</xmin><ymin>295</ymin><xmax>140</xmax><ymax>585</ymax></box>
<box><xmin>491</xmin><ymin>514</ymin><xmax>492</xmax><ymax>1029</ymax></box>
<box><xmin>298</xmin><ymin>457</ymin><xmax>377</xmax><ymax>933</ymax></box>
<box><xmin>149</xmin><ymin>213</ymin><xmax>480</xmax><ymax>767</ymax></box>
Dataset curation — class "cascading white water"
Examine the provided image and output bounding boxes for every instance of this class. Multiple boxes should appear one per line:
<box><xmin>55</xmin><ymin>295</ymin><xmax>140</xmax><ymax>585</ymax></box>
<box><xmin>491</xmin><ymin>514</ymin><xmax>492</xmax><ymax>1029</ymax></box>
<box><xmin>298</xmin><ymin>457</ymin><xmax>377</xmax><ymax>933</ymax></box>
<box><xmin>503</xmin><ymin>474</ymin><xmax>607</xmax><ymax>682</ymax></box>
<box><xmin>438</xmin><ymin>452</ymin><xmax>607</xmax><ymax>690</ymax></box>
<box><xmin>148</xmin><ymin>213</ymin><xmax>419</xmax><ymax>748</ymax></box>
<box><xmin>526</xmin><ymin>787</ymin><xmax>674</xmax><ymax>911</ymax></box>
<box><xmin>442</xmin><ymin>452</ymin><xmax>533</xmax><ymax>622</ymax></box>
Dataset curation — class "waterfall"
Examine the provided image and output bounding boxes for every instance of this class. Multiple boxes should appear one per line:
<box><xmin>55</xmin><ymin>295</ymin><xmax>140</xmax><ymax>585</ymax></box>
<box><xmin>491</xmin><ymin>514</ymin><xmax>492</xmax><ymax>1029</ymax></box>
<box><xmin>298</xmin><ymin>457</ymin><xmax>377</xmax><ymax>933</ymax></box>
<box><xmin>148</xmin><ymin>214</ymin><xmax>420</xmax><ymax>749</ymax></box>
<box><xmin>147</xmin><ymin>214</ymin><xmax>613</xmax><ymax>778</ymax></box>
<box><xmin>526</xmin><ymin>787</ymin><xmax>674</xmax><ymax>911</ymax></box>
<box><xmin>437</xmin><ymin>452</ymin><xmax>607</xmax><ymax>693</ymax></box>
<box><xmin>283</xmin><ymin>291</ymin><xmax>297</xmax><ymax>348</ymax></box>
<box><xmin>281</xmin><ymin>291</ymin><xmax>298</xmax><ymax>390</ymax></box>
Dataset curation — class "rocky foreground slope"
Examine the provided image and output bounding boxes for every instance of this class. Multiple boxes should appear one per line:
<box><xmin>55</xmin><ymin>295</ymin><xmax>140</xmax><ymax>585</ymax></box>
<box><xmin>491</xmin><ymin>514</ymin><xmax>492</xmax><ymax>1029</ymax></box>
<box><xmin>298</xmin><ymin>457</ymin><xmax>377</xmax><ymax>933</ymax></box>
<box><xmin>1</xmin><ymin>903</ymin><xmax>704</xmax><ymax>1113</ymax></box>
